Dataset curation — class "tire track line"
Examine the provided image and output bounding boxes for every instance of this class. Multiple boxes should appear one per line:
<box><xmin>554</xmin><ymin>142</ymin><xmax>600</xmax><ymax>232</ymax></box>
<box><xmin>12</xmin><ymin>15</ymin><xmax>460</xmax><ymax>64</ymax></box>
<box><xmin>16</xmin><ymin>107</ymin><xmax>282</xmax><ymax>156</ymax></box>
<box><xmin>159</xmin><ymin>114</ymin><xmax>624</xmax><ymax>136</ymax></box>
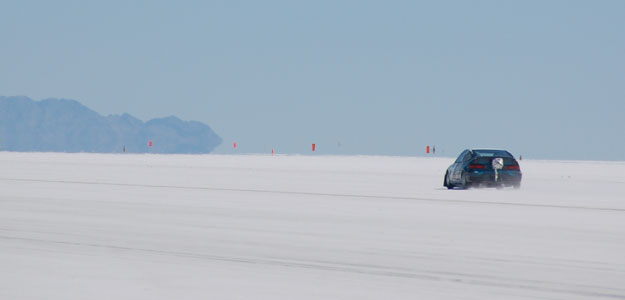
<box><xmin>1</xmin><ymin>177</ymin><xmax>624</xmax><ymax>212</ymax></box>
<box><xmin>2</xmin><ymin>235</ymin><xmax>624</xmax><ymax>299</ymax></box>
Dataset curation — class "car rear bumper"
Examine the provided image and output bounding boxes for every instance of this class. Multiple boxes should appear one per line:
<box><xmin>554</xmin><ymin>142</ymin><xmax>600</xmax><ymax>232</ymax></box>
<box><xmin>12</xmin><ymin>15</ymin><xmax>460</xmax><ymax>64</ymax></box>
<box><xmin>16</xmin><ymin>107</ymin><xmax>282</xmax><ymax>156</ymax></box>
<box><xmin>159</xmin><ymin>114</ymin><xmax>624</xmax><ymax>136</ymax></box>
<box><xmin>467</xmin><ymin>170</ymin><xmax>522</xmax><ymax>186</ymax></box>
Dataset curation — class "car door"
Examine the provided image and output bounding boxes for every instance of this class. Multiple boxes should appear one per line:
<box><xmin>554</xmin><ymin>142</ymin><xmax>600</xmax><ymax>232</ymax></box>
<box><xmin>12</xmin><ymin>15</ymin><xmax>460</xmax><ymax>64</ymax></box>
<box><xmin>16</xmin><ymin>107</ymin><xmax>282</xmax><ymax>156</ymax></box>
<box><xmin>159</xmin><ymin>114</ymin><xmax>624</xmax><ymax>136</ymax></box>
<box><xmin>459</xmin><ymin>151</ymin><xmax>474</xmax><ymax>182</ymax></box>
<box><xmin>451</xmin><ymin>150</ymin><xmax>469</xmax><ymax>183</ymax></box>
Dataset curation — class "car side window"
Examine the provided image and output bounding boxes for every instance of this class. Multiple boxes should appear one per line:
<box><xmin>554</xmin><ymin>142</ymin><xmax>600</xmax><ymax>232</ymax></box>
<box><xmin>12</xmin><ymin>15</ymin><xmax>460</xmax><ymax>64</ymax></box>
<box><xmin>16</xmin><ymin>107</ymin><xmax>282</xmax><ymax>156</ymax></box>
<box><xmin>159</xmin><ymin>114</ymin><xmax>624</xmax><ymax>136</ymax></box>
<box><xmin>463</xmin><ymin>152</ymin><xmax>472</xmax><ymax>162</ymax></box>
<box><xmin>455</xmin><ymin>150</ymin><xmax>468</xmax><ymax>163</ymax></box>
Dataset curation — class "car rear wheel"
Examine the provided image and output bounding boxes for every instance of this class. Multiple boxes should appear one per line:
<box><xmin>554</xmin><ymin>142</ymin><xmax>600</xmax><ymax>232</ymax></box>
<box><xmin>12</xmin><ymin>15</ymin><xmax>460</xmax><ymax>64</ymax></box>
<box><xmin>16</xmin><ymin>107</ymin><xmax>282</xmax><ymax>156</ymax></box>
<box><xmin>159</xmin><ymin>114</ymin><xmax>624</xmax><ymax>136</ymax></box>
<box><xmin>444</xmin><ymin>171</ymin><xmax>454</xmax><ymax>189</ymax></box>
<box><xmin>461</xmin><ymin>172</ymin><xmax>471</xmax><ymax>189</ymax></box>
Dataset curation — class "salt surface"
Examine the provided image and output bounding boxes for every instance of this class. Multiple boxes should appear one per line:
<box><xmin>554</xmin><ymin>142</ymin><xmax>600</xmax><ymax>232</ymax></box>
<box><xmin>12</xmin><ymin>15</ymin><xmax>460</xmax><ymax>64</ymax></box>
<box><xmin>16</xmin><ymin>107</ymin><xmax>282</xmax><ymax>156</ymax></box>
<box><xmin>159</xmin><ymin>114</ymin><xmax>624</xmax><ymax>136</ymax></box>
<box><xmin>1</xmin><ymin>153</ymin><xmax>624</xmax><ymax>299</ymax></box>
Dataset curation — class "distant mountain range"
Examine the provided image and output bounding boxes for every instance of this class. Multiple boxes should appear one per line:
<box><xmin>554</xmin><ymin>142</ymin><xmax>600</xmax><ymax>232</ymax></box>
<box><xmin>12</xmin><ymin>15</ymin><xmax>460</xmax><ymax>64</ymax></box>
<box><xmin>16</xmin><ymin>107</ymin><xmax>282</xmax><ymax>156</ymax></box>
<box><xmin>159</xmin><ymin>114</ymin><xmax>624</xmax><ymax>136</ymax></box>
<box><xmin>0</xmin><ymin>96</ymin><xmax>222</xmax><ymax>153</ymax></box>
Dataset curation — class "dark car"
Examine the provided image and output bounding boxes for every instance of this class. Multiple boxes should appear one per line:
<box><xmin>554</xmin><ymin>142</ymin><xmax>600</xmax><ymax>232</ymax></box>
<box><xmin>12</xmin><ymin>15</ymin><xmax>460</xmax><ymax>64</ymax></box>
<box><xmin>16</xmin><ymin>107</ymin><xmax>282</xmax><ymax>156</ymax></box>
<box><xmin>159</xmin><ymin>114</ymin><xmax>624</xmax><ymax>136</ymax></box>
<box><xmin>444</xmin><ymin>149</ymin><xmax>522</xmax><ymax>189</ymax></box>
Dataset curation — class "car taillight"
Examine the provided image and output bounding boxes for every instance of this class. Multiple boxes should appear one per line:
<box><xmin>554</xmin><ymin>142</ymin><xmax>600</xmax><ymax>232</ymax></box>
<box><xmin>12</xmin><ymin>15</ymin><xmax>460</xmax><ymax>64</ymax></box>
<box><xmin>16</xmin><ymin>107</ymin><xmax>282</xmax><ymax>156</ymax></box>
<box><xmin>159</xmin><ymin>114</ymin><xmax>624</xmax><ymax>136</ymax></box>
<box><xmin>468</xmin><ymin>164</ymin><xmax>486</xmax><ymax>169</ymax></box>
<box><xmin>505</xmin><ymin>165</ymin><xmax>520</xmax><ymax>170</ymax></box>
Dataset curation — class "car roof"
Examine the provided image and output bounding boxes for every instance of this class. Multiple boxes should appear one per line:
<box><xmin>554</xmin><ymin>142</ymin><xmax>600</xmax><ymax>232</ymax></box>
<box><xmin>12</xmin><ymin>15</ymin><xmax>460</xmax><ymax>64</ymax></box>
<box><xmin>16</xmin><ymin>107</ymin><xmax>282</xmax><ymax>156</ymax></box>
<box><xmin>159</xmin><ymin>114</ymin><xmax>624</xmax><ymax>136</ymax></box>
<box><xmin>470</xmin><ymin>148</ymin><xmax>508</xmax><ymax>152</ymax></box>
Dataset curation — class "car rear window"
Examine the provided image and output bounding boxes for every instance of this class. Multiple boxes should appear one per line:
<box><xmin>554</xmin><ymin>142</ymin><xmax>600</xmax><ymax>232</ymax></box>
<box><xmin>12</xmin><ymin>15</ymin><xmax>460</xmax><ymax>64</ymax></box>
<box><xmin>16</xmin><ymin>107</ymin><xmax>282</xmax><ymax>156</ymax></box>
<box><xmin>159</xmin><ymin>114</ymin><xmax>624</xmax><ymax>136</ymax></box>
<box><xmin>503</xmin><ymin>158</ymin><xmax>519</xmax><ymax>166</ymax></box>
<box><xmin>473</xmin><ymin>150</ymin><xmax>513</xmax><ymax>157</ymax></box>
<box><xmin>473</xmin><ymin>157</ymin><xmax>491</xmax><ymax>164</ymax></box>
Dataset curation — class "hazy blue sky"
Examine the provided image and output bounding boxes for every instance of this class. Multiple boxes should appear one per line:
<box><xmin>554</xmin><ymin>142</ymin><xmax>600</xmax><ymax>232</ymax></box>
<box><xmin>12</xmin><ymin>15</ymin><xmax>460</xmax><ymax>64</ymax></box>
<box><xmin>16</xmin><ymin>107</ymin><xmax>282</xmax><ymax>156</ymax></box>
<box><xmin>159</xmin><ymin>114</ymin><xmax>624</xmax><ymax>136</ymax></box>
<box><xmin>1</xmin><ymin>1</ymin><xmax>624</xmax><ymax>160</ymax></box>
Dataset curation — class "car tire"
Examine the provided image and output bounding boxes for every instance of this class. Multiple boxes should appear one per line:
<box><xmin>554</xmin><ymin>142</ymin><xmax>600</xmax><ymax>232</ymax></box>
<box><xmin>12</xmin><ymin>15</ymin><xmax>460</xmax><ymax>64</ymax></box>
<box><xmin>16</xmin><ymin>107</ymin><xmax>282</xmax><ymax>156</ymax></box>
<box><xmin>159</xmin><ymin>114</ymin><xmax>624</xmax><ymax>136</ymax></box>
<box><xmin>513</xmin><ymin>183</ymin><xmax>521</xmax><ymax>189</ymax></box>
<box><xmin>461</xmin><ymin>172</ymin><xmax>471</xmax><ymax>189</ymax></box>
<box><xmin>444</xmin><ymin>171</ymin><xmax>454</xmax><ymax>189</ymax></box>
